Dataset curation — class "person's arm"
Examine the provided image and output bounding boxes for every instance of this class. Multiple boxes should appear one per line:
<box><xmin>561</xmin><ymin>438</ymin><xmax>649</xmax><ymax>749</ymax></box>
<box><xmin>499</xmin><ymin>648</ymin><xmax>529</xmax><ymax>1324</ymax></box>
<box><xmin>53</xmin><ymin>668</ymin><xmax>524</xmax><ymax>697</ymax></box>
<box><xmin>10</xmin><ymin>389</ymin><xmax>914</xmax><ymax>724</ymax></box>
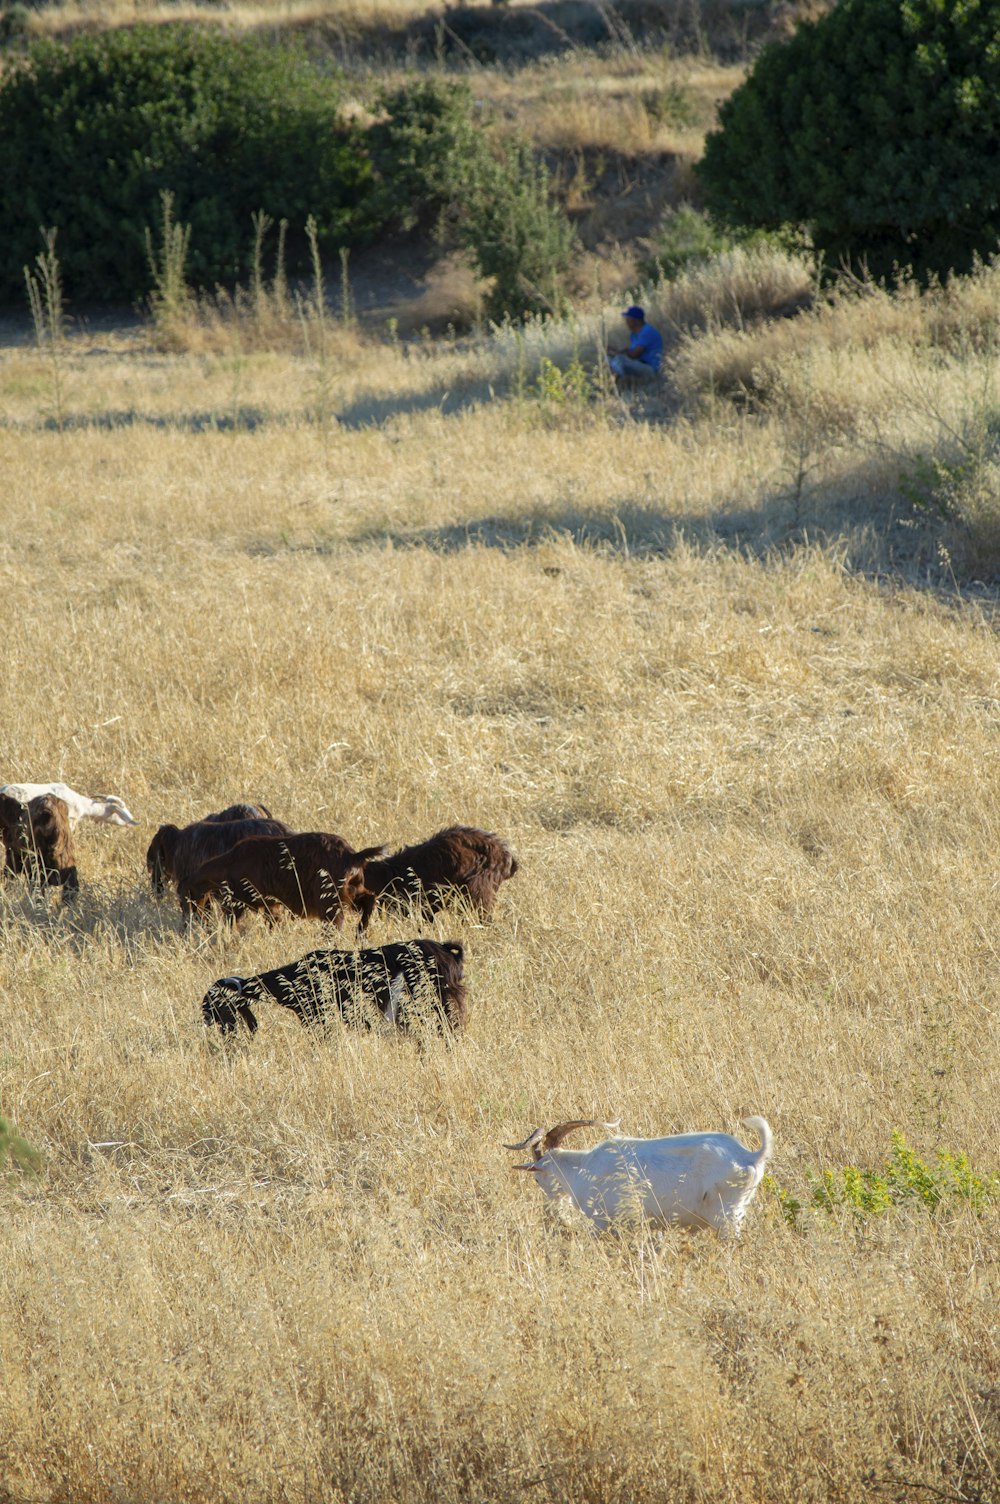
<box><xmin>626</xmin><ymin>326</ymin><xmax>649</xmax><ymax>359</ymax></box>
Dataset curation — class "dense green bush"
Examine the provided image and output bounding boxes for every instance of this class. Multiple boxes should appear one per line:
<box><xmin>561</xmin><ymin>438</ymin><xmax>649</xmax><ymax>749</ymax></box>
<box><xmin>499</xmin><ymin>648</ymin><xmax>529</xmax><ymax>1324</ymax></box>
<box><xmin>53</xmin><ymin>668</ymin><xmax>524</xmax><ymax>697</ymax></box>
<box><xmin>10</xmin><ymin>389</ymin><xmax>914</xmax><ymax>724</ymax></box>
<box><xmin>368</xmin><ymin>78</ymin><xmax>480</xmax><ymax>236</ymax></box>
<box><xmin>457</xmin><ymin>136</ymin><xmax>577</xmax><ymax>320</ymax></box>
<box><xmin>0</xmin><ymin>25</ymin><xmax>372</xmax><ymax>302</ymax></box>
<box><xmin>698</xmin><ymin>0</ymin><xmax>1000</xmax><ymax>283</ymax></box>
<box><xmin>370</xmin><ymin>78</ymin><xmax>576</xmax><ymax>320</ymax></box>
<box><xmin>640</xmin><ymin>204</ymin><xmax>781</xmax><ymax>281</ymax></box>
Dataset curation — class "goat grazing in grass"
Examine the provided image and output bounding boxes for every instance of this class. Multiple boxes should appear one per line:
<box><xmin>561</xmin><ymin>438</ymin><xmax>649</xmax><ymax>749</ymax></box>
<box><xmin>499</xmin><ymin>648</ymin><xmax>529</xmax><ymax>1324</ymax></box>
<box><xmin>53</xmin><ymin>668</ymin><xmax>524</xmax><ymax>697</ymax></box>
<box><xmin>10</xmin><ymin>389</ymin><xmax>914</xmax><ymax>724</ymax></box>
<box><xmin>146</xmin><ymin>815</ymin><xmax>292</xmax><ymax>896</ymax></box>
<box><xmin>0</xmin><ymin>792</ymin><xmax>79</xmax><ymax>896</ymax></box>
<box><xmin>504</xmin><ymin>1117</ymin><xmax>773</xmax><ymax>1237</ymax></box>
<box><xmin>178</xmin><ymin>831</ymin><xmax>386</xmax><ymax>928</ymax></box>
<box><xmin>201</xmin><ymin>938</ymin><xmax>467</xmax><ymax>1037</ymax></box>
<box><xmin>1</xmin><ymin>781</ymin><xmax>137</xmax><ymax>829</ymax></box>
<box><xmin>358</xmin><ymin>825</ymin><xmax>518</xmax><ymax>927</ymax></box>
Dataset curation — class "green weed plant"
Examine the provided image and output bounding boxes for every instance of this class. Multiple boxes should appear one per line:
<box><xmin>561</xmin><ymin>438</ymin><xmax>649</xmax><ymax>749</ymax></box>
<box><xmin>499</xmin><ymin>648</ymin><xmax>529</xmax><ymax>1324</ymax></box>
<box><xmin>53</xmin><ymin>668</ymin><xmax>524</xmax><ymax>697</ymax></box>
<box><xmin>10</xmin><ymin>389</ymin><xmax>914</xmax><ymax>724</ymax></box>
<box><xmin>0</xmin><ymin>1116</ymin><xmax>42</xmax><ymax>1178</ymax></box>
<box><xmin>770</xmin><ymin>1131</ymin><xmax>1000</xmax><ymax>1229</ymax></box>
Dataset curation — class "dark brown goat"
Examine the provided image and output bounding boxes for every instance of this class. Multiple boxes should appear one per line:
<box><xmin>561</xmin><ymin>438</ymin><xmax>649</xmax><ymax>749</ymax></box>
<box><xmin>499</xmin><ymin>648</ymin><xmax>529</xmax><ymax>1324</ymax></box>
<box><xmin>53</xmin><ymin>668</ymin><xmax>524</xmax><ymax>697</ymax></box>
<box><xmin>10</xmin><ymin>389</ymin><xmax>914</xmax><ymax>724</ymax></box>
<box><xmin>0</xmin><ymin>793</ymin><xmax>78</xmax><ymax>895</ymax></box>
<box><xmin>358</xmin><ymin>825</ymin><xmax>518</xmax><ymax>928</ymax></box>
<box><xmin>201</xmin><ymin>938</ymin><xmax>467</xmax><ymax>1036</ymax></box>
<box><xmin>178</xmin><ymin>831</ymin><xmax>386</xmax><ymax>927</ymax></box>
<box><xmin>146</xmin><ymin>815</ymin><xmax>292</xmax><ymax>896</ymax></box>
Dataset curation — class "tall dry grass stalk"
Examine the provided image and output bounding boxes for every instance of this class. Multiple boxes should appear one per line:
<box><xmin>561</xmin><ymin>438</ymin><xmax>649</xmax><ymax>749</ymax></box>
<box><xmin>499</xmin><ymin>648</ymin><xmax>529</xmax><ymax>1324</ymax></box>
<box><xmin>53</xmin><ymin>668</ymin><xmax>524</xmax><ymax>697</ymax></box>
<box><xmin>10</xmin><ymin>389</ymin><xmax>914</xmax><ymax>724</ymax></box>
<box><xmin>23</xmin><ymin>226</ymin><xmax>68</xmax><ymax>430</ymax></box>
<box><xmin>1</xmin><ymin>254</ymin><xmax>999</xmax><ymax>1504</ymax></box>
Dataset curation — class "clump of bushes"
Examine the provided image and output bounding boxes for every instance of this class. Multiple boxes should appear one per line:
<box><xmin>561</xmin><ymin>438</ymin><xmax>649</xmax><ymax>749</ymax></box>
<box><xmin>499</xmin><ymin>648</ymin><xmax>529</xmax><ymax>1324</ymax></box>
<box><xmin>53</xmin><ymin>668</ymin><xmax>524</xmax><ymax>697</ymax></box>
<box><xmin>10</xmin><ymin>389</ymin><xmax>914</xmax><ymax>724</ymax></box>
<box><xmin>0</xmin><ymin>24</ymin><xmax>373</xmax><ymax>302</ymax></box>
<box><xmin>0</xmin><ymin>42</ymin><xmax>576</xmax><ymax>322</ymax></box>
<box><xmin>900</xmin><ymin>402</ymin><xmax>1000</xmax><ymax>579</ymax></box>
<box><xmin>641</xmin><ymin>205</ymin><xmax>782</xmax><ymax>282</ymax></box>
<box><xmin>698</xmin><ymin>0</ymin><xmax>1000</xmax><ymax>284</ymax></box>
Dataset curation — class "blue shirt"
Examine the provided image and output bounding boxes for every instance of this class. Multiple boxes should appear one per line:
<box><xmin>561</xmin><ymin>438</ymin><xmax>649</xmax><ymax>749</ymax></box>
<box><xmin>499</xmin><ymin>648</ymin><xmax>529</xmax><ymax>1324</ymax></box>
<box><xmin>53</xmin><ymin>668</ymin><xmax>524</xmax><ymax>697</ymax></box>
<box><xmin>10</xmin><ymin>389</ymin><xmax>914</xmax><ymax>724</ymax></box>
<box><xmin>630</xmin><ymin>322</ymin><xmax>663</xmax><ymax>371</ymax></box>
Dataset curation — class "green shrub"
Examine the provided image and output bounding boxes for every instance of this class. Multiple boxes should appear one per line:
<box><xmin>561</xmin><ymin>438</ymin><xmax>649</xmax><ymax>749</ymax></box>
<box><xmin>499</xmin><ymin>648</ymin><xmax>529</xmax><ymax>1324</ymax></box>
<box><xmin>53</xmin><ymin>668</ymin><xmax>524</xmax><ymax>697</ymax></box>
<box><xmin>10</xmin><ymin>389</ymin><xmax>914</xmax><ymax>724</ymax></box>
<box><xmin>0</xmin><ymin>2</ymin><xmax>31</xmax><ymax>46</ymax></box>
<box><xmin>0</xmin><ymin>1115</ymin><xmax>42</xmax><ymax>1177</ymax></box>
<box><xmin>769</xmin><ymin>1131</ymin><xmax>1000</xmax><ymax>1229</ymax></box>
<box><xmin>457</xmin><ymin>137</ymin><xmax>577</xmax><ymax>321</ymax></box>
<box><xmin>368</xmin><ymin>78</ymin><xmax>480</xmax><ymax>235</ymax></box>
<box><xmin>697</xmin><ymin>0</ymin><xmax>1000</xmax><ymax>284</ymax></box>
<box><xmin>641</xmin><ymin>205</ymin><xmax>780</xmax><ymax>282</ymax></box>
<box><xmin>899</xmin><ymin>392</ymin><xmax>1000</xmax><ymax>578</ymax></box>
<box><xmin>0</xmin><ymin>24</ymin><xmax>372</xmax><ymax>302</ymax></box>
<box><xmin>370</xmin><ymin>78</ymin><xmax>577</xmax><ymax>322</ymax></box>
<box><xmin>641</xmin><ymin>82</ymin><xmax>698</xmax><ymax>130</ymax></box>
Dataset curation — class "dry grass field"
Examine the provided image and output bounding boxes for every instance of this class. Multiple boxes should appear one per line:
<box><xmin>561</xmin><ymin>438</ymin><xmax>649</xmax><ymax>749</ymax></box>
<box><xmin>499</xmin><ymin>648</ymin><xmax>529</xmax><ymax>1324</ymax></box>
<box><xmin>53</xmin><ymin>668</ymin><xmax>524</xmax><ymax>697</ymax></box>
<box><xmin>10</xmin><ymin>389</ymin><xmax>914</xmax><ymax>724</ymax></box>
<box><xmin>1</xmin><ymin>2</ymin><xmax>999</xmax><ymax>1499</ymax></box>
<box><xmin>2</xmin><ymin>253</ymin><xmax>999</xmax><ymax>1504</ymax></box>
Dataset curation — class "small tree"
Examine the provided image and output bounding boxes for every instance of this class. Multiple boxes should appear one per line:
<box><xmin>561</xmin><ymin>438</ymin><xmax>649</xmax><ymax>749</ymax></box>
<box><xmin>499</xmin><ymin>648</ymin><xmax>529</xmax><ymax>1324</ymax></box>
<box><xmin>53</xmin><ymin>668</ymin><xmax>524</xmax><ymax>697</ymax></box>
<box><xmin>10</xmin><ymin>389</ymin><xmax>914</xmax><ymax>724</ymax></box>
<box><xmin>458</xmin><ymin>138</ymin><xmax>577</xmax><ymax>321</ymax></box>
<box><xmin>369</xmin><ymin>79</ymin><xmax>577</xmax><ymax>321</ymax></box>
<box><xmin>697</xmin><ymin>0</ymin><xmax>1000</xmax><ymax>283</ymax></box>
<box><xmin>368</xmin><ymin>78</ymin><xmax>480</xmax><ymax>234</ymax></box>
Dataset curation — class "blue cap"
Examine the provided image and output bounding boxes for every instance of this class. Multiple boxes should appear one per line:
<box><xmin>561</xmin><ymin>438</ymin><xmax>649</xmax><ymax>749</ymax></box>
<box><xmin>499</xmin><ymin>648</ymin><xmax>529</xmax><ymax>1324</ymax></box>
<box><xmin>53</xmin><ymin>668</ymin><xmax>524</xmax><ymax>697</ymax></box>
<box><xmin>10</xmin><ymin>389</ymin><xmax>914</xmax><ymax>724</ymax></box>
<box><xmin>622</xmin><ymin>305</ymin><xmax>644</xmax><ymax>320</ymax></box>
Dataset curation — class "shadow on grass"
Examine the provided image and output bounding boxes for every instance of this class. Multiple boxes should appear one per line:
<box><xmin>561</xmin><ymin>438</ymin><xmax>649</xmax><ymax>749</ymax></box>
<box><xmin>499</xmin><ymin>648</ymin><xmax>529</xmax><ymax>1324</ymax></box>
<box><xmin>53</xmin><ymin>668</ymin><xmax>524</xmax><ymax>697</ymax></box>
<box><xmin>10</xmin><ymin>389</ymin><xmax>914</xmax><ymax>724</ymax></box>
<box><xmin>324</xmin><ymin>0</ymin><xmax>772</xmax><ymax>67</ymax></box>
<box><xmin>331</xmin><ymin>372</ymin><xmax>504</xmax><ymax>429</ymax></box>
<box><xmin>0</xmin><ymin>879</ymin><xmax>184</xmax><ymax>953</ymax></box>
<box><xmin>2</xmin><ymin>407</ymin><xmax>276</xmax><ymax>435</ymax></box>
<box><xmin>343</xmin><ymin>489</ymin><xmax>910</xmax><ymax>560</ymax></box>
<box><xmin>3</xmin><ymin>378</ymin><xmax>502</xmax><ymax>433</ymax></box>
<box><xmin>339</xmin><ymin>483</ymin><xmax>986</xmax><ymax>596</ymax></box>
<box><xmin>346</xmin><ymin>498</ymin><xmax>709</xmax><ymax>556</ymax></box>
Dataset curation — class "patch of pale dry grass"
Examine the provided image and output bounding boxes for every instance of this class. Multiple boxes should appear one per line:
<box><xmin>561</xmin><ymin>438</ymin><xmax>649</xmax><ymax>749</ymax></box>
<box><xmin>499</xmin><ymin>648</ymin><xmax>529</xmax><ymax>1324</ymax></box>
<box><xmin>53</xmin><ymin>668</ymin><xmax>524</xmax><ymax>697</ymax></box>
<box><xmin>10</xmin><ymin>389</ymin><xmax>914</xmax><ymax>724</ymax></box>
<box><xmin>474</xmin><ymin>55</ymin><xmax>740</xmax><ymax>157</ymax></box>
<box><xmin>2</xmin><ymin>286</ymin><xmax>1000</xmax><ymax>1504</ymax></box>
<box><xmin>14</xmin><ymin>0</ymin><xmax>455</xmax><ymax>43</ymax></box>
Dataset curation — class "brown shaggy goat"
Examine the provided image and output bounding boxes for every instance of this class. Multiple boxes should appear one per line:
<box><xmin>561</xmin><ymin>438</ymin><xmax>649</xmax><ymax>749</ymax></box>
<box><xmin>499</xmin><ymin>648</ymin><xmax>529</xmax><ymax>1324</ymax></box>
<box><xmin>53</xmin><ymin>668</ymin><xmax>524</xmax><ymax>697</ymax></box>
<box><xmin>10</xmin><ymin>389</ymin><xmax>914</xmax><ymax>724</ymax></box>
<box><xmin>146</xmin><ymin>816</ymin><xmax>293</xmax><ymax>896</ymax></box>
<box><xmin>0</xmin><ymin>793</ymin><xmax>78</xmax><ymax>895</ymax></box>
<box><xmin>178</xmin><ymin>831</ymin><xmax>386</xmax><ymax>927</ymax></box>
<box><xmin>358</xmin><ymin>825</ymin><xmax>518</xmax><ymax>927</ymax></box>
<box><xmin>201</xmin><ymin>938</ymin><xmax>467</xmax><ymax>1036</ymax></box>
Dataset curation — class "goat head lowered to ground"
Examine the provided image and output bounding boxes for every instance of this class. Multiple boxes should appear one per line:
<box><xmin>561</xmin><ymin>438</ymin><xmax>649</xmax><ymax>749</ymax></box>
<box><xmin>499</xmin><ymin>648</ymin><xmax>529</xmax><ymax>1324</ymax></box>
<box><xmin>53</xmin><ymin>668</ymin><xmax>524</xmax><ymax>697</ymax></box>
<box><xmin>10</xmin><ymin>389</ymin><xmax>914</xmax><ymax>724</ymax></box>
<box><xmin>178</xmin><ymin>831</ymin><xmax>387</xmax><ymax>927</ymax></box>
<box><xmin>358</xmin><ymin>825</ymin><xmax>518</xmax><ymax>927</ymax></box>
<box><xmin>0</xmin><ymin>792</ymin><xmax>79</xmax><ymax>896</ymax></box>
<box><xmin>504</xmin><ymin>1117</ymin><xmax>773</xmax><ymax>1237</ymax></box>
<box><xmin>201</xmin><ymin>938</ymin><xmax>467</xmax><ymax>1036</ymax></box>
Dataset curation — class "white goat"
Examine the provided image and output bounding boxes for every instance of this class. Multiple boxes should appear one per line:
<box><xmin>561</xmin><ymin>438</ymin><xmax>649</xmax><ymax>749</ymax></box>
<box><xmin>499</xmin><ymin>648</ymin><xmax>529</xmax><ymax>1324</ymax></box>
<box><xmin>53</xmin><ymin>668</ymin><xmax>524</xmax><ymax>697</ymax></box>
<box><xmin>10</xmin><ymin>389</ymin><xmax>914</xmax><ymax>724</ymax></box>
<box><xmin>504</xmin><ymin>1116</ymin><xmax>773</xmax><ymax>1237</ymax></box>
<box><xmin>0</xmin><ymin>782</ymin><xmax>137</xmax><ymax>829</ymax></box>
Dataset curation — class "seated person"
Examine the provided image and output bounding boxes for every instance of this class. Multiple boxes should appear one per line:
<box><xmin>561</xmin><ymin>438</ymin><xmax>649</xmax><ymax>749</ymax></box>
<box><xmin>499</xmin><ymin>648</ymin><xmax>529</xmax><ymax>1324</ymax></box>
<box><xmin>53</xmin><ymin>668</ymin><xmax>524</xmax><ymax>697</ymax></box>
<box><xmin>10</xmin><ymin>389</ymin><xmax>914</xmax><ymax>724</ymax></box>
<box><xmin>608</xmin><ymin>305</ymin><xmax>663</xmax><ymax>382</ymax></box>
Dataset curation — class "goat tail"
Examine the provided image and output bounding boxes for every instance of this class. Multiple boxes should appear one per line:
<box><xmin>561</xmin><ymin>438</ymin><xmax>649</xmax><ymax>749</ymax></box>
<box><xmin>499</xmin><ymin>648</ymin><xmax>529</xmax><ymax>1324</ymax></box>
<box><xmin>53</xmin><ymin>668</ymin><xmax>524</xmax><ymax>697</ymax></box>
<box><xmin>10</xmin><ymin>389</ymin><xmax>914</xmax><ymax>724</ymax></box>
<box><xmin>742</xmin><ymin>1115</ymin><xmax>773</xmax><ymax>1166</ymax></box>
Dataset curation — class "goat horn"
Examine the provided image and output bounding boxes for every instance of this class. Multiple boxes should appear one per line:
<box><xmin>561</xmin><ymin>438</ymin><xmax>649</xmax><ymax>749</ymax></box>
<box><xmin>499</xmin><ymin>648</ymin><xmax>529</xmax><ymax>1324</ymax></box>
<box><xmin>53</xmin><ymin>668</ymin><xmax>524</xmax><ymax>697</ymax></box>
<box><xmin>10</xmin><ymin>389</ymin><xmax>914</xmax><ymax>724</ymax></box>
<box><xmin>503</xmin><ymin>1127</ymin><xmax>545</xmax><ymax>1155</ymax></box>
<box><xmin>541</xmin><ymin>1119</ymin><xmax>602</xmax><ymax>1153</ymax></box>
